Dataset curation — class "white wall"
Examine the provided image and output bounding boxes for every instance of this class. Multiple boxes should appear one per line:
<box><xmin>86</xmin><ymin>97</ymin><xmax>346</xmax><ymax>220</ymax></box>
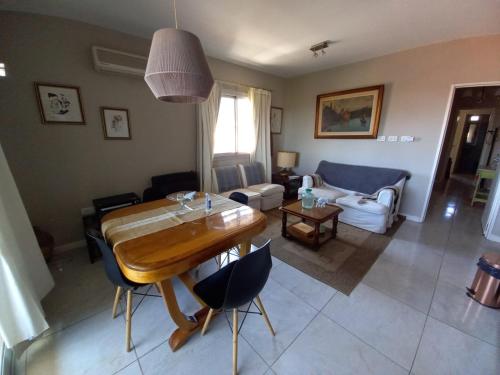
<box><xmin>280</xmin><ymin>35</ymin><xmax>500</xmax><ymax>220</ymax></box>
<box><xmin>0</xmin><ymin>12</ymin><xmax>285</xmax><ymax>245</ymax></box>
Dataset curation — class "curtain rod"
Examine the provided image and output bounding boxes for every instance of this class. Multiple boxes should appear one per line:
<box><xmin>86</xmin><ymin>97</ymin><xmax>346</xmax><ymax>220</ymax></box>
<box><xmin>215</xmin><ymin>79</ymin><xmax>273</xmax><ymax>93</ymax></box>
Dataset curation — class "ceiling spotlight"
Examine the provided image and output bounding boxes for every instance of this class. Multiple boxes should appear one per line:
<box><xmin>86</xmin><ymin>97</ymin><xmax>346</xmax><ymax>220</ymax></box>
<box><xmin>310</xmin><ymin>40</ymin><xmax>330</xmax><ymax>58</ymax></box>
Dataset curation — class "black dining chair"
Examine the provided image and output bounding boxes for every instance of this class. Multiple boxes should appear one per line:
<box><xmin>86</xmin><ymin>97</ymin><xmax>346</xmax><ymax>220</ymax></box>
<box><xmin>193</xmin><ymin>240</ymin><xmax>275</xmax><ymax>375</ymax></box>
<box><xmin>216</xmin><ymin>192</ymin><xmax>251</xmax><ymax>269</ymax></box>
<box><xmin>86</xmin><ymin>229</ymin><xmax>160</xmax><ymax>352</ymax></box>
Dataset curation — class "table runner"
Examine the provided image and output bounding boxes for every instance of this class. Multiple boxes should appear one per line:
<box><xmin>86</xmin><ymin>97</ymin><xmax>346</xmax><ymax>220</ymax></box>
<box><xmin>102</xmin><ymin>195</ymin><xmax>242</xmax><ymax>248</ymax></box>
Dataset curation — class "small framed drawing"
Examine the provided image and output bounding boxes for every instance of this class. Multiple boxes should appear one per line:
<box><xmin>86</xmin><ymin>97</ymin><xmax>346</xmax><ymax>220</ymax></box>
<box><xmin>35</xmin><ymin>82</ymin><xmax>85</xmax><ymax>124</ymax></box>
<box><xmin>101</xmin><ymin>107</ymin><xmax>131</xmax><ymax>140</ymax></box>
<box><xmin>271</xmin><ymin>106</ymin><xmax>283</xmax><ymax>134</ymax></box>
<box><xmin>315</xmin><ymin>85</ymin><xmax>384</xmax><ymax>139</ymax></box>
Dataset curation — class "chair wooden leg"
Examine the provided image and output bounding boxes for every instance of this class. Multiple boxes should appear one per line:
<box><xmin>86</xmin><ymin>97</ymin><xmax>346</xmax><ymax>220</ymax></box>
<box><xmin>216</xmin><ymin>254</ymin><xmax>222</xmax><ymax>269</ymax></box>
<box><xmin>255</xmin><ymin>296</ymin><xmax>275</xmax><ymax>336</ymax></box>
<box><xmin>125</xmin><ymin>290</ymin><xmax>132</xmax><ymax>352</ymax></box>
<box><xmin>201</xmin><ymin>308</ymin><xmax>214</xmax><ymax>336</ymax></box>
<box><xmin>232</xmin><ymin>308</ymin><xmax>238</xmax><ymax>375</ymax></box>
<box><xmin>112</xmin><ymin>286</ymin><xmax>122</xmax><ymax>319</ymax></box>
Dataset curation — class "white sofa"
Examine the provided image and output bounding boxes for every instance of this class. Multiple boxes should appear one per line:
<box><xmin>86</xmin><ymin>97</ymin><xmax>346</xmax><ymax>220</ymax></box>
<box><xmin>298</xmin><ymin>161</ymin><xmax>409</xmax><ymax>234</ymax></box>
<box><xmin>212</xmin><ymin>162</ymin><xmax>284</xmax><ymax>211</ymax></box>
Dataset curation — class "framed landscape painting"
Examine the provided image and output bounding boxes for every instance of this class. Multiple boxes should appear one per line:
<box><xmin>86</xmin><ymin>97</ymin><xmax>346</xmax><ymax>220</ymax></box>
<box><xmin>35</xmin><ymin>83</ymin><xmax>85</xmax><ymax>124</ymax></box>
<box><xmin>101</xmin><ymin>107</ymin><xmax>131</xmax><ymax>140</ymax></box>
<box><xmin>314</xmin><ymin>85</ymin><xmax>384</xmax><ymax>139</ymax></box>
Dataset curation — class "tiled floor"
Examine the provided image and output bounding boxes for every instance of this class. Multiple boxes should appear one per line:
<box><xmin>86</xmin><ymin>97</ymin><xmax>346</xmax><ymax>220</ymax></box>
<box><xmin>18</xmin><ymin>180</ymin><xmax>500</xmax><ymax>375</ymax></box>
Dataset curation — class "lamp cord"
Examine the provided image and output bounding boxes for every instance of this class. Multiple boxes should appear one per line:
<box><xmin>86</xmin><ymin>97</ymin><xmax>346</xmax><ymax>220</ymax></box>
<box><xmin>173</xmin><ymin>0</ymin><xmax>178</xmax><ymax>29</ymax></box>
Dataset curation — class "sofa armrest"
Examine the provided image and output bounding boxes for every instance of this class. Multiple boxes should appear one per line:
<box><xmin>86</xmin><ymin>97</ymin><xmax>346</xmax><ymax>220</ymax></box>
<box><xmin>302</xmin><ymin>175</ymin><xmax>313</xmax><ymax>189</ymax></box>
<box><xmin>377</xmin><ymin>189</ymin><xmax>395</xmax><ymax>209</ymax></box>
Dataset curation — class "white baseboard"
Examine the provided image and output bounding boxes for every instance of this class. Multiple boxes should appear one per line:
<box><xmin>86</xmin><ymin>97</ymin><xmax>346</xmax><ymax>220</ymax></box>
<box><xmin>486</xmin><ymin>233</ymin><xmax>500</xmax><ymax>243</ymax></box>
<box><xmin>400</xmin><ymin>213</ymin><xmax>422</xmax><ymax>222</ymax></box>
<box><xmin>54</xmin><ymin>239</ymin><xmax>86</xmax><ymax>254</ymax></box>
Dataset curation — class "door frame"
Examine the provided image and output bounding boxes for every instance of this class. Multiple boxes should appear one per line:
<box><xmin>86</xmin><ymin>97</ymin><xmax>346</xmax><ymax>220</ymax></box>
<box><xmin>422</xmin><ymin>81</ymin><xmax>500</xmax><ymax>223</ymax></box>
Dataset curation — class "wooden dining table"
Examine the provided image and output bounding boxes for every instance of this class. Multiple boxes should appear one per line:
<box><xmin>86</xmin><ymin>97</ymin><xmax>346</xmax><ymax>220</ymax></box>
<box><xmin>101</xmin><ymin>193</ymin><xmax>267</xmax><ymax>351</ymax></box>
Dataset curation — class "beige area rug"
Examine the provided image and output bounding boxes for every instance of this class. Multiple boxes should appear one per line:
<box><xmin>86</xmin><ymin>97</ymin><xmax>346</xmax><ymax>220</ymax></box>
<box><xmin>253</xmin><ymin>209</ymin><xmax>404</xmax><ymax>296</ymax></box>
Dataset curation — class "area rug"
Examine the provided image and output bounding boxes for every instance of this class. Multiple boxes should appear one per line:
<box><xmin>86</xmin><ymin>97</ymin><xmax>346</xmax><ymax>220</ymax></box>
<box><xmin>253</xmin><ymin>209</ymin><xmax>404</xmax><ymax>296</ymax></box>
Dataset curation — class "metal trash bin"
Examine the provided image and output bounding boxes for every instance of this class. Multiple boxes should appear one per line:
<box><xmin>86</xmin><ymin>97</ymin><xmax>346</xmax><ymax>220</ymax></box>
<box><xmin>466</xmin><ymin>252</ymin><xmax>500</xmax><ymax>309</ymax></box>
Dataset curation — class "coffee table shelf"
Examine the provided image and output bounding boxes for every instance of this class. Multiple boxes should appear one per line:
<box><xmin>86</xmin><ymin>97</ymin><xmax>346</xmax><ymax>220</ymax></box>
<box><xmin>280</xmin><ymin>201</ymin><xmax>343</xmax><ymax>250</ymax></box>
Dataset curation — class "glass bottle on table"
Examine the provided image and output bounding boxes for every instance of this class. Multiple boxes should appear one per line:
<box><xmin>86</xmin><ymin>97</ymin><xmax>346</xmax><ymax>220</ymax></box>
<box><xmin>301</xmin><ymin>188</ymin><xmax>315</xmax><ymax>209</ymax></box>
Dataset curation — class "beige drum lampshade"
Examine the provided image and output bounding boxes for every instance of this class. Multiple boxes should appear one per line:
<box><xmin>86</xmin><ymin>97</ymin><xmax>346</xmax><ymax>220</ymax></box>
<box><xmin>145</xmin><ymin>28</ymin><xmax>214</xmax><ymax>103</ymax></box>
<box><xmin>277</xmin><ymin>151</ymin><xmax>297</xmax><ymax>169</ymax></box>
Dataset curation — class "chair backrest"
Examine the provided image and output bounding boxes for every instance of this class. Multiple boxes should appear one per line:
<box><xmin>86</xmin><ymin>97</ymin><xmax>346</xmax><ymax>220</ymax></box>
<box><xmin>238</xmin><ymin>162</ymin><xmax>265</xmax><ymax>187</ymax></box>
<box><xmin>228</xmin><ymin>192</ymin><xmax>249</xmax><ymax>205</ymax></box>
<box><xmin>223</xmin><ymin>240</ymin><xmax>272</xmax><ymax>309</ymax></box>
<box><xmin>86</xmin><ymin>229</ymin><xmax>135</xmax><ymax>288</ymax></box>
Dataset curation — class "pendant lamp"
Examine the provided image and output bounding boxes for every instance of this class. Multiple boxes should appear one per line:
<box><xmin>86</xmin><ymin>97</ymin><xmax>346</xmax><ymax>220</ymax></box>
<box><xmin>145</xmin><ymin>0</ymin><xmax>214</xmax><ymax>103</ymax></box>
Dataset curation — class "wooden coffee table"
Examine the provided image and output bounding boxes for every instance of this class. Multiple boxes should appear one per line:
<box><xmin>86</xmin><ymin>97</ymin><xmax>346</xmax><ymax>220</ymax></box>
<box><xmin>280</xmin><ymin>201</ymin><xmax>343</xmax><ymax>250</ymax></box>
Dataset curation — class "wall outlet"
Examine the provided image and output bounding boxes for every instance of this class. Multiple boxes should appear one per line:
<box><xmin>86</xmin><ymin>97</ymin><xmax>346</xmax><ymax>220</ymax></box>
<box><xmin>81</xmin><ymin>206</ymin><xmax>95</xmax><ymax>216</ymax></box>
<box><xmin>377</xmin><ymin>136</ymin><xmax>386</xmax><ymax>142</ymax></box>
<box><xmin>400</xmin><ymin>136</ymin><xmax>415</xmax><ymax>143</ymax></box>
<box><xmin>388</xmin><ymin>136</ymin><xmax>398</xmax><ymax>142</ymax></box>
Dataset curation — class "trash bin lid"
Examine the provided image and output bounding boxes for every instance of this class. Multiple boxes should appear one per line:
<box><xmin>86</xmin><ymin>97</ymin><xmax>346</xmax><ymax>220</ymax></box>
<box><xmin>482</xmin><ymin>252</ymin><xmax>500</xmax><ymax>269</ymax></box>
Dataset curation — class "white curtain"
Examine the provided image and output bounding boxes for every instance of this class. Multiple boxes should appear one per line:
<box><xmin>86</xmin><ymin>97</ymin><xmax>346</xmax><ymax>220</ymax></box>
<box><xmin>197</xmin><ymin>82</ymin><xmax>221</xmax><ymax>192</ymax></box>
<box><xmin>0</xmin><ymin>143</ymin><xmax>54</xmax><ymax>349</ymax></box>
<box><xmin>249</xmin><ymin>88</ymin><xmax>273</xmax><ymax>182</ymax></box>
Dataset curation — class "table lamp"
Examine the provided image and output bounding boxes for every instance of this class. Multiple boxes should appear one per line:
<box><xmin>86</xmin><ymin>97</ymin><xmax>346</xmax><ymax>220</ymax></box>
<box><xmin>277</xmin><ymin>151</ymin><xmax>297</xmax><ymax>175</ymax></box>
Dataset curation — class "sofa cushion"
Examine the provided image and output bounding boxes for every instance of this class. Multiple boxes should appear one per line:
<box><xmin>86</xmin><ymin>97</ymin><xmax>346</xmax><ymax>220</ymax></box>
<box><xmin>336</xmin><ymin>195</ymin><xmax>388</xmax><ymax>215</ymax></box>
<box><xmin>247</xmin><ymin>183</ymin><xmax>284</xmax><ymax>197</ymax></box>
<box><xmin>212</xmin><ymin>166</ymin><xmax>242</xmax><ymax>192</ymax></box>
<box><xmin>298</xmin><ymin>186</ymin><xmax>347</xmax><ymax>203</ymax></box>
<box><xmin>238</xmin><ymin>163</ymin><xmax>265</xmax><ymax>187</ymax></box>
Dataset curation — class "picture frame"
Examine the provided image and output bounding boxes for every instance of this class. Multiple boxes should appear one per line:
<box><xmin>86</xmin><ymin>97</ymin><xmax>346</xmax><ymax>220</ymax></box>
<box><xmin>101</xmin><ymin>107</ymin><xmax>131</xmax><ymax>140</ymax></box>
<box><xmin>271</xmin><ymin>106</ymin><xmax>283</xmax><ymax>134</ymax></box>
<box><xmin>314</xmin><ymin>85</ymin><xmax>384</xmax><ymax>139</ymax></box>
<box><xmin>35</xmin><ymin>82</ymin><xmax>85</xmax><ymax>125</ymax></box>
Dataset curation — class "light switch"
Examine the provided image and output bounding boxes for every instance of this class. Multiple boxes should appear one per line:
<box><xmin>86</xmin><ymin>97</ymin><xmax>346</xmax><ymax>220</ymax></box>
<box><xmin>377</xmin><ymin>136</ymin><xmax>386</xmax><ymax>142</ymax></box>
<box><xmin>400</xmin><ymin>136</ymin><xmax>415</xmax><ymax>143</ymax></box>
<box><xmin>388</xmin><ymin>136</ymin><xmax>398</xmax><ymax>142</ymax></box>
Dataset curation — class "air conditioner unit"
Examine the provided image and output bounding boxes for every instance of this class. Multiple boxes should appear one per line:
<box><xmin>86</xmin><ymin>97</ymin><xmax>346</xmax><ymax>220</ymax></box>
<box><xmin>92</xmin><ymin>46</ymin><xmax>147</xmax><ymax>77</ymax></box>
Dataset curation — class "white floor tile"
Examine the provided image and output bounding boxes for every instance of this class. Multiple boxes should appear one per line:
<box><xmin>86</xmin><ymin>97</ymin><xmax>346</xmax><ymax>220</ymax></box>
<box><xmin>270</xmin><ymin>261</ymin><xmax>336</xmax><ymax>310</ymax></box>
<box><xmin>429</xmin><ymin>280</ymin><xmax>500</xmax><ymax>347</ymax></box>
<box><xmin>114</xmin><ymin>361</ymin><xmax>142</xmax><ymax>375</ymax></box>
<box><xmin>362</xmin><ymin>254</ymin><xmax>437</xmax><ymax>313</ymax></box>
<box><xmin>272</xmin><ymin>314</ymin><xmax>407</xmax><ymax>375</ymax></box>
<box><xmin>322</xmin><ymin>283</ymin><xmax>426</xmax><ymax>369</ymax></box>
<box><xmin>239</xmin><ymin>278</ymin><xmax>318</xmax><ymax>366</ymax></box>
<box><xmin>138</xmin><ymin>316</ymin><xmax>268</xmax><ymax>375</ymax></box>
<box><xmin>27</xmin><ymin>308</ymin><xmax>137</xmax><ymax>375</ymax></box>
<box><xmin>411</xmin><ymin>318</ymin><xmax>500</xmax><ymax>375</ymax></box>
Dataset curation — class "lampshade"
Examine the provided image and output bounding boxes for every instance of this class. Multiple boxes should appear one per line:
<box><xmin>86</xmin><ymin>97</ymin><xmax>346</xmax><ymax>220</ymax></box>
<box><xmin>145</xmin><ymin>28</ymin><xmax>214</xmax><ymax>103</ymax></box>
<box><xmin>277</xmin><ymin>151</ymin><xmax>297</xmax><ymax>168</ymax></box>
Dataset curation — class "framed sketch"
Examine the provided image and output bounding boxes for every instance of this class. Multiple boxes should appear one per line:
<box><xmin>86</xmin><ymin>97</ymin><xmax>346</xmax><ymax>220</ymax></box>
<box><xmin>101</xmin><ymin>107</ymin><xmax>131</xmax><ymax>140</ymax></box>
<box><xmin>271</xmin><ymin>106</ymin><xmax>283</xmax><ymax>134</ymax></box>
<box><xmin>314</xmin><ymin>85</ymin><xmax>384</xmax><ymax>139</ymax></box>
<box><xmin>35</xmin><ymin>83</ymin><xmax>85</xmax><ymax>124</ymax></box>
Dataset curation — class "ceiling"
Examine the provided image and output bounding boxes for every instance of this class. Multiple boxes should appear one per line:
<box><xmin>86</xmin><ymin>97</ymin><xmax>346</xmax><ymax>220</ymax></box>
<box><xmin>2</xmin><ymin>0</ymin><xmax>500</xmax><ymax>77</ymax></box>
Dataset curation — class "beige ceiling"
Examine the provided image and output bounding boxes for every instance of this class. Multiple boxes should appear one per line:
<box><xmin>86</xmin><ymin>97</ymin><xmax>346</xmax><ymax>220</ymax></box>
<box><xmin>2</xmin><ymin>0</ymin><xmax>500</xmax><ymax>77</ymax></box>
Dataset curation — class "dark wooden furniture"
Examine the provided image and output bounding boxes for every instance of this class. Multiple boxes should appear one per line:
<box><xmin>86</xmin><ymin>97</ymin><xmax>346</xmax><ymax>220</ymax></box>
<box><xmin>272</xmin><ymin>174</ymin><xmax>302</xmax><ymax>200</ymax></box>
<box><xmin>101</xmin><ymin>195</ymin><xmax>267</xmax><ymax>352</ymax></box>
<box><xmin>280</xmin><ymin>201</ymin><xmax>343</xmax><ymax>250</ymax></box>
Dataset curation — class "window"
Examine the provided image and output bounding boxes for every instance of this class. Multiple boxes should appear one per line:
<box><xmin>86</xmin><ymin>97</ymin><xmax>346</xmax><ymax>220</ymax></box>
<box><xmin>470</xmin><ymin>115</ymin><xmax>480</xmax><ymax>122</ymax></box>
<box><xmin>213</xmin><ymin>96</ymin><xmax>255</xmax><ymax>154</ymax></box>
<box><xmin>0</xmin><ymin>63</ymin><xmax>5</xmax><ymax>77</ymax></box>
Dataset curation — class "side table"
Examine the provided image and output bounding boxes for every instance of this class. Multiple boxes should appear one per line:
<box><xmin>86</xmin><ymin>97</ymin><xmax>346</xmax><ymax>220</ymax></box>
<box><xmin>272</xmin><ymin>174</ymin><xmax>303</xmax><ymax>200</ymax></box>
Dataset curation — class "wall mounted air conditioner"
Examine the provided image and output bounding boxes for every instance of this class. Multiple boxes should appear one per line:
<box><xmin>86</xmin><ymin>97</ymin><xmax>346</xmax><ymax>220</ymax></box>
<box><xmin>92</xmin><ymin>46</ymin><xmax>147</xmax><ymax>77</ymax></box>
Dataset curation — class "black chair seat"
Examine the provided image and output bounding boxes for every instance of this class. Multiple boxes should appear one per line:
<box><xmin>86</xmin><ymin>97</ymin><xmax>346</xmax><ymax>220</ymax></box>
<box><xmin>193</xmin><ymin>261</ymin><xmax>237</xmax><ymax>309</ymax></box>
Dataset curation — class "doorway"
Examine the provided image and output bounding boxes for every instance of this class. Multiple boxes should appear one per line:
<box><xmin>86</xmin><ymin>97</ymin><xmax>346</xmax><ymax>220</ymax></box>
<box><xmin>429</xmin><ymin>84</ymin><xmax>500</xmax><ymax>239</ymax></box>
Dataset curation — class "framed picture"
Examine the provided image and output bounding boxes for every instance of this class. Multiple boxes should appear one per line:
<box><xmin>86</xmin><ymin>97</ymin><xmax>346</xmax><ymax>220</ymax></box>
<box><xmin>314</xmin><ymin>85</ymin><xmax>384</xmax><ymax>139</ymax></box>
<box><xmin>101</xmin><ymin>107</ymin><xmax>131</xmax><ymax>140</ymax></box>
<box><xmin>271</xmin><ymin>106</ymin><xmax>283</xmax><ymax>134</ymax></box>
<box><xmin>35</xmin><ymin>83</ymin><xmax>85</xmax><ymax>124</ymax></box>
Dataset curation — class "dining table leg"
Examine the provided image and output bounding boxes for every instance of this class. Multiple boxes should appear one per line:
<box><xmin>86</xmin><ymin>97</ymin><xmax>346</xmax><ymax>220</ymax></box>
<box><xmin>157</xmin><ymin>278</ymin><xmax>209</xmax><ymax>352</ymax></box>
<box><xmin>239</xmin><ymin>239</ymin><xmax>252</xmax><ymax>257</ymax></box>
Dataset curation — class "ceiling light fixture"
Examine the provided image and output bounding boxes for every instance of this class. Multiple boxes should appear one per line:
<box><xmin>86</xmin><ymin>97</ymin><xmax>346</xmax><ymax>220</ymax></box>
<box><xmin>310</xmin><ymin>41</ymin><xmax>330</xmax><ymax>58</ymax></box>
<box><xmin>145</xmin><ymin>0</ymin><xmax>214</xmax><ymax>103</ymax></box>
